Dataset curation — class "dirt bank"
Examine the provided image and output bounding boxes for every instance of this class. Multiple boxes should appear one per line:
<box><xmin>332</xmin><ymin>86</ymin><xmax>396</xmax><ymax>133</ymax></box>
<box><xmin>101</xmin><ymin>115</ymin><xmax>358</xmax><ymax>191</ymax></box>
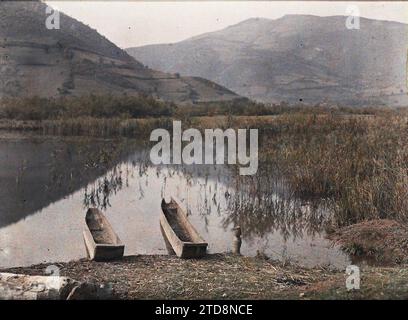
<box><xmin>3</xmin><ymin>254</ymin><xmax>408</xmax><ymax>300</ymax></box>
<box><xmin>329</xmin><ymin>219</ymin><xmax>408</xmax><ymax>266</ymax></box>
<box><xmin>2</xmin><ymin>254</ymin><xmax>326</xmax><ymax>299</ymax></box>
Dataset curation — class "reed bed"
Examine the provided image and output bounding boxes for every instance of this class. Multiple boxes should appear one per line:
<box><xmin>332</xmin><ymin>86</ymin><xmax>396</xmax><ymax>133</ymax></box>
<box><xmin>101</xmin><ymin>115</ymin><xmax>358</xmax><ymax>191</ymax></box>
<box><xmin>252</xmin><ymin>113</ymin><xmax>408</xmax><ymax>227</ymax></box>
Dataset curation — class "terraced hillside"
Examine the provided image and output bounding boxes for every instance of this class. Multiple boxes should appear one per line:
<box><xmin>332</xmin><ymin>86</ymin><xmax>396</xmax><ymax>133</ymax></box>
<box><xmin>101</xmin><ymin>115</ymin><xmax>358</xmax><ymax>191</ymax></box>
<box><xmin>0</xmin><ymin>2</ymin><xmax>239</xmax><ymax>104</ymax></box>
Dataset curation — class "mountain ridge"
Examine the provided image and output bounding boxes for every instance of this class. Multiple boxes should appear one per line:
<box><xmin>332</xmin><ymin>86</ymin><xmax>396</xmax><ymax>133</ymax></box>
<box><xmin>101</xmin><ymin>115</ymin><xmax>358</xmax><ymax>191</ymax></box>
<box><xmin>127</xmin><ymin>14</ymin><xmax>408</xmax><ymax>106</ymax></box>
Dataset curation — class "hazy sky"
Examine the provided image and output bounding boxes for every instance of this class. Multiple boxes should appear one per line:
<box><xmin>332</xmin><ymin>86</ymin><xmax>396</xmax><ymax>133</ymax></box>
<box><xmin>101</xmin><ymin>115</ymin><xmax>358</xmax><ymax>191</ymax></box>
<box><xmin>44</xmin><ymin>1</ymin><xmax>408</xmax><ymax>48</ymax></box>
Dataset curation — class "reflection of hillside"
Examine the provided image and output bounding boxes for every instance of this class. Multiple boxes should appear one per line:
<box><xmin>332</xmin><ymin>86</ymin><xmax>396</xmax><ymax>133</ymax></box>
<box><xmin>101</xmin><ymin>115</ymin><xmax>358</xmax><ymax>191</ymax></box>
<box><xmin>0</xmin><ymin>136</ymin><xmax>141</xmax><ymax>228</ymax></box>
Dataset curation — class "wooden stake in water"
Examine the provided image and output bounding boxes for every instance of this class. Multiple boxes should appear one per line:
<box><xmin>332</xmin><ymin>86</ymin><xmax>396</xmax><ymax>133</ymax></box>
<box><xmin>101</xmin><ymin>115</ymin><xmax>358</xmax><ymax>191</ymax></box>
<box><xmin>232</xmin><ymin>226</ymin><xmax>242</xmax><ymax>255</ymax></box>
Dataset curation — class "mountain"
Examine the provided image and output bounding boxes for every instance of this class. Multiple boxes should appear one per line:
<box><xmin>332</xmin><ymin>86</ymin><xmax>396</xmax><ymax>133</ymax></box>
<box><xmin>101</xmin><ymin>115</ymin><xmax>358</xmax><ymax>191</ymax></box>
<box><xmin>0</xmin><ymin>2</ymin><xmax>239</xmax><ymax>104</ymax></box>
<box><xmin>127</xmin><ymin>15</ymin><xmax>408</xmax><ymax>106</ymax></box>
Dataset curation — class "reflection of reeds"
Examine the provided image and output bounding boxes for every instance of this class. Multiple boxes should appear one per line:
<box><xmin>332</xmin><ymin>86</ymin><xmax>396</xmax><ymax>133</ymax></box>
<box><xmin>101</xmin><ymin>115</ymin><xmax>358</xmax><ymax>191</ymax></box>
<box><xmin>84</xmin><ymin>167</ymin><xmax>124</xmax><ymax>209</ymax></box>
<box><xmin>222</xmin><ymin>170</ymin><xmax>329</xmax><ymax>241</ymax></box>
<box><xmin>81</xmin><ymin>146</ymin><xmax>151</xmax><ymax>210</ymax></box>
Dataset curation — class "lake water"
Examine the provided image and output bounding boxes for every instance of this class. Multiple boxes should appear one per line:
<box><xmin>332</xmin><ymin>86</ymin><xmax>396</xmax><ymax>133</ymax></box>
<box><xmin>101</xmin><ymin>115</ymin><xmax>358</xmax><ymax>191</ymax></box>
<box><xmin>0</xmin><ymin>132</ymin><xmax>350</xmax><ymax>269</ymax></box>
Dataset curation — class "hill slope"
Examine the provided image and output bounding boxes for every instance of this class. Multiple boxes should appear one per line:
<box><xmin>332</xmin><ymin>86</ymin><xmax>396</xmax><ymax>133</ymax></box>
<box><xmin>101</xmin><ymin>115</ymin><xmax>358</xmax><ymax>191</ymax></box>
<box><xmin>127</xmin><ymin>15</ymin><xmax>408</xmax><ymax>106</ymax></box>
<box><xmin>0</xmin><ymin>2</ymin><xmax>239</xmax><ymax>104</ymax></box>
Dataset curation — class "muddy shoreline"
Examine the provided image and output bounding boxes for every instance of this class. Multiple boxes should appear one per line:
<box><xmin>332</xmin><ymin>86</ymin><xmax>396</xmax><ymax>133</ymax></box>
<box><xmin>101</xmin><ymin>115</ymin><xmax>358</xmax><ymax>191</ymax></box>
<box><xmin>2</xmin><ymin>254</ymin><xmax>408</xmax><ymax>300</ymax></box>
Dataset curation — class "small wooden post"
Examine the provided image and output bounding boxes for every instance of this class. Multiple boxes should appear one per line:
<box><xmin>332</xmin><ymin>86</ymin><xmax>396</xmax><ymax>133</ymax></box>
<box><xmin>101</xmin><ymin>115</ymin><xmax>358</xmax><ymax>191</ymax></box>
<box><xmin>232</xmin><ymin>226</ymin><xmax>242</xmax><ymax>255</ymax></box>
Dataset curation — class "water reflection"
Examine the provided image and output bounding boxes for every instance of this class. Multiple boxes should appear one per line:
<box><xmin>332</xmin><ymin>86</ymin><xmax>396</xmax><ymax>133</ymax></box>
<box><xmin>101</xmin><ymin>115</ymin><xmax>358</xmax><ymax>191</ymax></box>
<box><xmin>0</xmin><ymin>134</ymin><xmax>350</xmax><ymax>269</ymax></box>
<box><xmin>0</xmin><ymin>133</ymin><xmax>142</xmax><ymax>228</ymax></box>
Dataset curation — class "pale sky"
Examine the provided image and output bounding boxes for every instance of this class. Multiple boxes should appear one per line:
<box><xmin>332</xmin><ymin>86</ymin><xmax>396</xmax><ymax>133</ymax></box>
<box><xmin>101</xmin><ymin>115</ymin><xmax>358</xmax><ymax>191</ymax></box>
<box><xmin>44</xmin><ymin>1</ymin><xmax>408</xmax><ymax>48</ymax></box>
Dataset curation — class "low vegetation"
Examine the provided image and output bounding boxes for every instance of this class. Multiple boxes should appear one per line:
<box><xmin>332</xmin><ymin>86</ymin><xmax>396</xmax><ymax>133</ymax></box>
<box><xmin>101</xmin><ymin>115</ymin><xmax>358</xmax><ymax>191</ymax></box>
<box><xmin>0</xmin><ymin>95</ymin><xmax>175</xmax><ymax>120</ymax></box>
<box><xmin>0</xmin><ymin>95</ymin><xmax>390</xmax><ymax>122</ymax></box>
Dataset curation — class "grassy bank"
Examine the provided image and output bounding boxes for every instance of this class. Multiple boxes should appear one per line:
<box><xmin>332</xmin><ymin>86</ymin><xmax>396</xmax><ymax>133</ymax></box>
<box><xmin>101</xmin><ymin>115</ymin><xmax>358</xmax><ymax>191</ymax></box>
<box><xmin>3</xmin><ymin>254</ymin><xmax>408</xmax><ymax>299</ymax></box>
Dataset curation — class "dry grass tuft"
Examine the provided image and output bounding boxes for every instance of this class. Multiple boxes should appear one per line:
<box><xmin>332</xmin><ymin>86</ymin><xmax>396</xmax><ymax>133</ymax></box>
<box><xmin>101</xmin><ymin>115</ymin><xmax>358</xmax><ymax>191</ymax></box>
<box><xmin>329</xmin><ymin>219</ymin><xmax>408</xmax><ymax>265</ymax></box>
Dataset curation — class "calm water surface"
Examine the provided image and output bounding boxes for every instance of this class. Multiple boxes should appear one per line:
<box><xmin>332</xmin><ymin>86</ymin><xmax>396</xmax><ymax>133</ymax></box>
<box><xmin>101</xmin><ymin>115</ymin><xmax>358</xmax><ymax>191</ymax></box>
<box><xmin>0</xmin><ymin>133</ymin><xmax>350</xmax><ymax>269</ymax></box>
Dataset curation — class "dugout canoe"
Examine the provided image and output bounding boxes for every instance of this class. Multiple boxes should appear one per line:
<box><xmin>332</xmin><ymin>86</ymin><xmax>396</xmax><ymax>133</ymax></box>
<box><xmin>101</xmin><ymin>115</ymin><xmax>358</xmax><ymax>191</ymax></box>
<box><xmin>83</xmin><ymin>208</ymin><xmax>125</xmax><ymax>261</ymax></box>
<box><xmin>160</xmin><ymin>198</ymin><xmax>208</xmax><ymax>258</ymax></box>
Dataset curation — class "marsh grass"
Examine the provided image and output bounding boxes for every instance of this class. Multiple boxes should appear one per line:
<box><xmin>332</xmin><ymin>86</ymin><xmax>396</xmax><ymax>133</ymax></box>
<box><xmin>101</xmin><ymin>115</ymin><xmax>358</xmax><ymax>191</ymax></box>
<box><xmin>187</xmin><ymin>111</ymin><xmax>408</xmax><ymax>229</ymax></box>
<box><xmin>253</xmin><ymin>113</ymin><xmax>408</xmax><ymax>227</ymax></box>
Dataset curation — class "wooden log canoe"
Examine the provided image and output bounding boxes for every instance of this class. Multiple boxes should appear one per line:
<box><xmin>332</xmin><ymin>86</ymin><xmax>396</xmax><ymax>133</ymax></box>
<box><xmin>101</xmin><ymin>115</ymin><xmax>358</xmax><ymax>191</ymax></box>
<box><xmin>83</xmin><ymin>208</ymin><xmax>124</xmax><ymax>261</ymax></box>
<box><xmin>160</xmin><ymin>198</ymin><xmax>208</xmax><ymax>258</ymax></box>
